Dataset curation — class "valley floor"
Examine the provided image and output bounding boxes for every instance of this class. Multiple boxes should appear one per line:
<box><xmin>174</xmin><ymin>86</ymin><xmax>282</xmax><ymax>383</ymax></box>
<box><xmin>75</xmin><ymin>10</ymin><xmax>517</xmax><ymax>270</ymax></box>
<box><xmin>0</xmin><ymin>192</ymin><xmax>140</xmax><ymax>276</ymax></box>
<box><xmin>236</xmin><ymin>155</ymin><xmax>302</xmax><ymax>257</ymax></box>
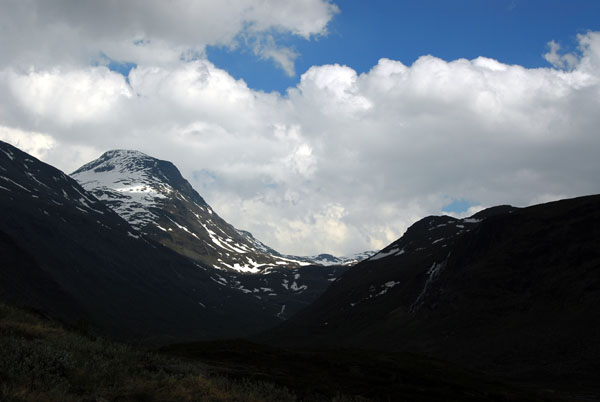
<box><xmin>0</xmin><ymin>303</ymin><xmax>344</xmax><ymax>402</ymax></box>
<box><xmin>0</xmin><ymin>303</ymin><xmax>570</xmax><ymax>402</ymax></box>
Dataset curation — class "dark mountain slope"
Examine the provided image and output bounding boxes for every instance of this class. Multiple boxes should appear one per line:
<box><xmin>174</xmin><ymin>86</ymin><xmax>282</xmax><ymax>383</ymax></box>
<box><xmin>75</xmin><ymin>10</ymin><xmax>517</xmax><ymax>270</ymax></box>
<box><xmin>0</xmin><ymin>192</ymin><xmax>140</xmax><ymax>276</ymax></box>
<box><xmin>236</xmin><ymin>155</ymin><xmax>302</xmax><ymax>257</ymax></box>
<box><xmin>71</xmin><ymin>149</ymin><xmax>282</xmax><ymax>271</ymax></box>
<box><xmin>0</xmin><ymin>140</ymin><xmax>286</xmax><ymax>342</ymax></box>
<box><xmin>71</xmin><ymin>150</ymin><xmax>366</xmax><ymax>272</ymax></box>
<box><xmin>71</xmin><ymin>150</ymin><xmax>357</xmax><ymax>320</ymax></box>
<box><xmin>262</xmin><ymin>195</ymin><xmax>600</xmax><ymax>392</ymax></box>
<box><xmin>0</xmin><ymin>229</ymin><xmax>85</xmax><ymax>321</ymax></box>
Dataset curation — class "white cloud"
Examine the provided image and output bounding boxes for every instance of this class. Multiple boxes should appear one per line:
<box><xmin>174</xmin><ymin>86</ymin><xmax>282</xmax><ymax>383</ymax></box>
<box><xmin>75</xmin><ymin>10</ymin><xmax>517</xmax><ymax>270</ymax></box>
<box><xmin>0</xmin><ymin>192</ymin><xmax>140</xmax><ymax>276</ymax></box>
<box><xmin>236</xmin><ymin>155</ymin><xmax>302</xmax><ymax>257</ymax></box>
<box><xmin>0</xmin><ymin>2</ymin><xmax>599</xmax><ymax>256</ymax></box>
<box><xmin>282</xmin><ymin>144</ymin><xmax>316</xmax><ymax>177</ymax></box>
<box><xmin>250</xmin><ymin>35</ymin><xmax>299</xmax><ymax>76</ymax></box>
<box><xmin>271</xmin><ymin>203</ymin><xmax>350</xmax><ymax>256</ymax></box>
<box><xmin>544</xmin><ymin>32</ymin><xmax>600</xmax><ymax>74</ymax></box>
<box><xmin>0</xmin><ymin>126</ymin><xmax>55</xmax><ymax>159</ymax></box>
<box><xmin>544</xmin><ymin>40</ymin><xmax>578</xmax><ymax>70</ymax></box>
<box><xmin>0</xmin><ymin>0</ymin><xmax>337</xmax><ymax>71</ymax></box>
<box><xmin>244</xmin><ymin>0</ymin><xmax>339</xmax><ymax>39</ymax></box>
<box><xmin>8</xmin><ymin>67</ymin><xmax>132</xmax><ymax>126</ymax></box>
<box><xmin>293</xmin><ymin>64</ymin><xmax>373</xmax><ymax>114</ymax></box>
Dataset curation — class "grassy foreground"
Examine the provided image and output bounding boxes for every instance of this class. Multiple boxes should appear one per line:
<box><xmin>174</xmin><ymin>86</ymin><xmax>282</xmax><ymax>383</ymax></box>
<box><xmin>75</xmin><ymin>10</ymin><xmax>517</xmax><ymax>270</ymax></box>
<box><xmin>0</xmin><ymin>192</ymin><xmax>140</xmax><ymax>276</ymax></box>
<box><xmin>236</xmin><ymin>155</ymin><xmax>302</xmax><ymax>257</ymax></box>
<box><xmin>0</xmin><ymin>303</ymin><xmax>367</xmax><ymax>402</ymax></box>
<box><xmin>160</xmin><ymin>340</ymin><xmax>564</xmax><ymax>402</ymax></box>
<box><xmin>0</xmin><ymin>303</ymin><xmax>562</xmax><ymax>402</ymax></box>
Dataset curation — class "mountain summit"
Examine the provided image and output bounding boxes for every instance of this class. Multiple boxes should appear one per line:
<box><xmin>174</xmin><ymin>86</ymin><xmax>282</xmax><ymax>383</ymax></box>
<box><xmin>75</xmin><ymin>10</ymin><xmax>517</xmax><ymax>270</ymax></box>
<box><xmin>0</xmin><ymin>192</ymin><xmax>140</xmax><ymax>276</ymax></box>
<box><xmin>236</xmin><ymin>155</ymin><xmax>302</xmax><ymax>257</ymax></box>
<box><xmin>72</xmin><ymin>149</ymin><xmax>199</xmax><ymax>230</ymax></box>
<box><xmin>73</xmin><ymin>150</ymin><xmax>317</xmax><ymax>272</ymax></box>
<box><xmin>72</xmin><ymin>149</ymin><xmax>372</xmax><ymax>271</ymax></box>
<box><xmin>0</xmin><ymin>140</ymin><xmax>288</xmax><ymax>340</ymax></box>
<box><xmin>71</xmin><ymin>149</ymin><xmax>369</xmax><ymax>319</ymax></box>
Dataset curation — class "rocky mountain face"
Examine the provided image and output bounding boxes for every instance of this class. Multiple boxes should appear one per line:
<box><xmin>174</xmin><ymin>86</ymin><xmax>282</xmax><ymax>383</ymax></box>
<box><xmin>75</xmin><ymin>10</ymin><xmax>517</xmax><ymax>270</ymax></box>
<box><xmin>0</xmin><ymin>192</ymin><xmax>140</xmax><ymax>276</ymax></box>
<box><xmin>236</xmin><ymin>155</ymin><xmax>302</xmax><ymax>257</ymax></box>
<box><xmin>71</xmin><ymin>149</ymin><xmax>283</xmax><ymax>272</ymax></box>
<box><xmin>0</xmin><ymin>140</ymin><xmax>316</xmax><ymax>341</ymax></box>
<box><xmin>71</xmin><ymin>150</ymin><xmax>370</xmax><ymax>272</ymax></box>
<box><xmin>71</xmin><ymin>150</ymin><xmax>373</xmax><ymax>318</ymax></box>
<box><xmin>261</xmin><ymin>195</ymin><xmax>600</xmax><ymax>390</ymax></box>
<box><xmin>0</xmin><ymin>142</ymin><xmax>359</xmax><ymax>334</ymax></box>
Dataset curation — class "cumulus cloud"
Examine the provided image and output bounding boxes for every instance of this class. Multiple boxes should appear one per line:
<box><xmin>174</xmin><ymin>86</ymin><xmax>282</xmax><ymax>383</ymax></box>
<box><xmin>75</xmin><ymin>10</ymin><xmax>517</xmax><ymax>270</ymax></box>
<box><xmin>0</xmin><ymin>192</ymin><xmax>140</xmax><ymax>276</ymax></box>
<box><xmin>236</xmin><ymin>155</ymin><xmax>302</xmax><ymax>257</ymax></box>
<box><xmin>0</xmin><ymin>0</ymin><xmax>337</xmax><ymax>70</ymax></box>
<box><xmin>544</xmin><ymin>32</ymin><xmax>600</xmax><ymax>74</ymax></box>
<box><xmin>8</xmin><ymin>67</ymin><xmax>132</xmax><ymax>125</ymax></box>
<box><xmin>0</xmin><ymin>2</ymin><xmax>598</xmax><ymax>255</ymax></box>
<box><xmin>0</xmin><ymin>126</ymin><xmax>55</xmax><ymax>159</ymax></box>
<box><xmin>251</xmin><ymin>35</ymin><xmax>299</xmax><ymax>76</ymax></box>
<box><xmin>544</xmin><ymin>40</ymin><xmax>578</xmax><ymax>70</ymax></box>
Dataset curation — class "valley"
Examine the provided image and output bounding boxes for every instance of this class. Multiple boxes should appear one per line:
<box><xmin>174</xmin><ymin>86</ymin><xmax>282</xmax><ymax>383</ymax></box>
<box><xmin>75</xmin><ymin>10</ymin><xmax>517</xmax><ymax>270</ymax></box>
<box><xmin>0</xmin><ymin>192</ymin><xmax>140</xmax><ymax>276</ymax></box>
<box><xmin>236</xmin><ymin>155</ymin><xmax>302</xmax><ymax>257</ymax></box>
<box><xmin>1</xmin><ymin>140</ymin><xmax>599</xmax><ymax>401</ymax></box>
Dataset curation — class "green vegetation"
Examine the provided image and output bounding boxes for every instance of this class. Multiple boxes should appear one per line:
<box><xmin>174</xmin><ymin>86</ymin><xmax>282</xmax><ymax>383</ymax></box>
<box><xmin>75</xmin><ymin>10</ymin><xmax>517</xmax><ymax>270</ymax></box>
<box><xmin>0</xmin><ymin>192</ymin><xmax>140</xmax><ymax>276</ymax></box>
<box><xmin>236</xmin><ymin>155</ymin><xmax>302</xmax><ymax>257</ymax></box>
<box><xmin>0</xmin><ymin>303</ymin><xmax>366</xmax><ymax>402</ymax></box>
<box><xmin>161</xmin><ymin>340</ymin><xmax>563</xmax><ymax>402</ymax></box>
<box><xmin>0</xmin><ymin>302</ymin><xmax>564</xmax><ymax>402</ymax></box>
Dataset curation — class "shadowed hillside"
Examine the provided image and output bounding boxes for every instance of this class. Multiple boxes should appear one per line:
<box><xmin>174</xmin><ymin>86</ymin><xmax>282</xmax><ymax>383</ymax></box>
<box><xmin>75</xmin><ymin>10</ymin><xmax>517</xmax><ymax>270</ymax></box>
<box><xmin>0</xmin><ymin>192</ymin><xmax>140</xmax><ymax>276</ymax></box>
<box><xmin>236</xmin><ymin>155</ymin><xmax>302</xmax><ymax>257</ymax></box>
<box><xmin>261</xmin><ymin>195</ymin><xmax>600</xmax><ymax>400</ymax></box>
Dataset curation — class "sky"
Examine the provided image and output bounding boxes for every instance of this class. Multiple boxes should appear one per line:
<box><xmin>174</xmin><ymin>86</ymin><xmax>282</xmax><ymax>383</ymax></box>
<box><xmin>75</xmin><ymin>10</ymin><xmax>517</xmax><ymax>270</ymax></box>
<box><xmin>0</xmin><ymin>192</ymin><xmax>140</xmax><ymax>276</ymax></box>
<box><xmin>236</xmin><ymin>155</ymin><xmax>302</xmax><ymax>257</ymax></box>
<box><xmin>0</xmin><ymin>0</ymin><xmax>599</xmax><ymax>256</ymax></box>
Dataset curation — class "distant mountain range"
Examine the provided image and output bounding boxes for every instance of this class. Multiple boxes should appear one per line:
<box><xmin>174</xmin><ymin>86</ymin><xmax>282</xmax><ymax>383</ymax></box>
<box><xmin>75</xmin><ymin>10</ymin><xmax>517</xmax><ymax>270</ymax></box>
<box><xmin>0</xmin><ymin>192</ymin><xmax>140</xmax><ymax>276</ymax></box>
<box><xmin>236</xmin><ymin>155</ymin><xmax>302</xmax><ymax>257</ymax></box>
<box><xmin>261</xmin><ymin>194</ymin><xmax>600</xmax><ymax>391</ymax></box>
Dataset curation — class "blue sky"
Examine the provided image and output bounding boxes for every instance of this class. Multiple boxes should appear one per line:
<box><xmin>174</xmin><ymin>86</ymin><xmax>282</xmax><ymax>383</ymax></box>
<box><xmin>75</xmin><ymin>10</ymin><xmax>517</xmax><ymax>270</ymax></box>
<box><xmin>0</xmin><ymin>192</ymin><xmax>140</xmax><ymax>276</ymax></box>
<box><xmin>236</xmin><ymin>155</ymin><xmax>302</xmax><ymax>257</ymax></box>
<box><xmin>443</xmin><ymin>199</ymin><xmax>476</xmax><ymax>214</ymax></box>
<box><xmin>207</xmin><ymin>0</ymin><xmax>600</xmax><ymax>93</ymax></box>
<box><xmin>2</xmin><ymin>0</ymin><xmax>600</xmax><ymax>255</ymax></box>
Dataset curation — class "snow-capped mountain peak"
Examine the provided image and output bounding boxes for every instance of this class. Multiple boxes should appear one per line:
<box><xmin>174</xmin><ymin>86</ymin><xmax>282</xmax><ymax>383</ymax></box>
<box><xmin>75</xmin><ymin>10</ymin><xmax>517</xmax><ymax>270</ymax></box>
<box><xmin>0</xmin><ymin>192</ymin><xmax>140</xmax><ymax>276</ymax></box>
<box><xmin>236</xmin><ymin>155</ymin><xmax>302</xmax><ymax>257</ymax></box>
<box><xmin>69</xmin><ymin>149</ymin><xmax>370</xmax><ymax>319</ymax></box>
<box><xmin>72</xmin><ymin>150</ymin><xmax>370</xmax><ymax>276</ymax></box>
<box><xmin>72</xmin><ymin>149</ymin><xmax>212</xmax><ymax>230</ymax></box>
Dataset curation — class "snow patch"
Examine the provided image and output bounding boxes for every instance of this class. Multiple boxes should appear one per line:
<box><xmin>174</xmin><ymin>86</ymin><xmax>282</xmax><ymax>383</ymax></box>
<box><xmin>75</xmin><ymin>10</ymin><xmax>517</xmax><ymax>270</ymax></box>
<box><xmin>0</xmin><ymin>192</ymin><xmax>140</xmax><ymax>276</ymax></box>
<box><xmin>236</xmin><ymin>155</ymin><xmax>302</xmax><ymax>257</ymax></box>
<box><xmin>463</xmin><ymin>218</ymin><xmax>481</xmax><ymax>223</ymax></box>
<box><xmin>290</xmin><ymin>281</ymin><xmax>307</xmax><ymax>292</ymax></box>
<box><xmin>410</xmin><ymin>259</ymin><xmax>448</xmax><ymax>313</ymax></box>
<box><xmin>167</xmin><ymin>217</ymin><xmax>199</xmax><ymax>239</ymax></box>
<box><xmin>277</xmin><ymin>304</ymin><xmax>286</xmax><ymax>319</ymax></box>
<box><xmin>25</xmin><ymin>171</ymin><xmax>48</xmax><ymax>189</ymax></box>
<box><xmin>0</xmin><ymin>149</ymin><xmax>14</xmax><ymax>160</ymax></box>
<box><xmin>370</xmin><ymin>247</ymin><xmax>400</xmax><ymax>261</ymax></box>
<box><xmin>0</xmin><ymin>176</ymin><xmax>31</xmax><ymax>192</ymax></box>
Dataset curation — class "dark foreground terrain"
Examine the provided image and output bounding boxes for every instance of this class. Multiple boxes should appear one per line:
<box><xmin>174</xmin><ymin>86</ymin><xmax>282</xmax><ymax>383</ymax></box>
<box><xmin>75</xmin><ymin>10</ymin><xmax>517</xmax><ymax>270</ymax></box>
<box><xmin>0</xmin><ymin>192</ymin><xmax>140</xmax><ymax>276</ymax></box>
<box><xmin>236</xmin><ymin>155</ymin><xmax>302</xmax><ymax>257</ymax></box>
<box><xmin>2</xmin><ymin>139</ymin><xmax>598</xmax><ymax>400</ymax></box>
<box><xmin>0</xmin><ymin>303</ymin><xmax>340</xmax><ymax>402</ymax></box>
<box><xmin>1</xmin><ymin>303</ymin><xmax>565</xmax><ymax>402</ymax></box>
<box><xmin>261</xmin><ymin>195</ymin><xmax>600</xmax><ymax>400</ymax></box>
<box><xmin>160</xmin><ymin>340</ymin><xmax>568</xmax><ymax>402</ymax></box>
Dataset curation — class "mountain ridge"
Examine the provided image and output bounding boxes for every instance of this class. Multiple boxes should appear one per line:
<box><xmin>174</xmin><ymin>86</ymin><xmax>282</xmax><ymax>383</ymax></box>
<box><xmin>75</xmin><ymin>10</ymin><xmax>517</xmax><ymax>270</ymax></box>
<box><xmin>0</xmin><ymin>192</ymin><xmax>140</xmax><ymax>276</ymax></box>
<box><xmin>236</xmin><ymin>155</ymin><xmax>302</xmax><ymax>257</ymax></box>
<box><xmin>70</xmin><ymin>149</ymin><xmax>374</xmax><ymax>319</ymax></box>
<box><xmin>3</xmin><ymin>139</ymin><xmax>599</xmax><ymax>397</ymax></box>
<box><xmin>259</xmin><ymin>194</ymin><xmax>600</xmax><ymax>391</ymax></box>
<box><xmin>0</xmin><ymin>140</ymin><xmax>299</xmax><ymax>340</ymax></box>
<box><xmin>72</xmin><ymin>149</ymin><xmax>373</xmax><ymax>272</ymax></box>
<box><xmin>1</xmin><ymin>142</ymin><xmax>360</xmax><ymax>329</ymax></box>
